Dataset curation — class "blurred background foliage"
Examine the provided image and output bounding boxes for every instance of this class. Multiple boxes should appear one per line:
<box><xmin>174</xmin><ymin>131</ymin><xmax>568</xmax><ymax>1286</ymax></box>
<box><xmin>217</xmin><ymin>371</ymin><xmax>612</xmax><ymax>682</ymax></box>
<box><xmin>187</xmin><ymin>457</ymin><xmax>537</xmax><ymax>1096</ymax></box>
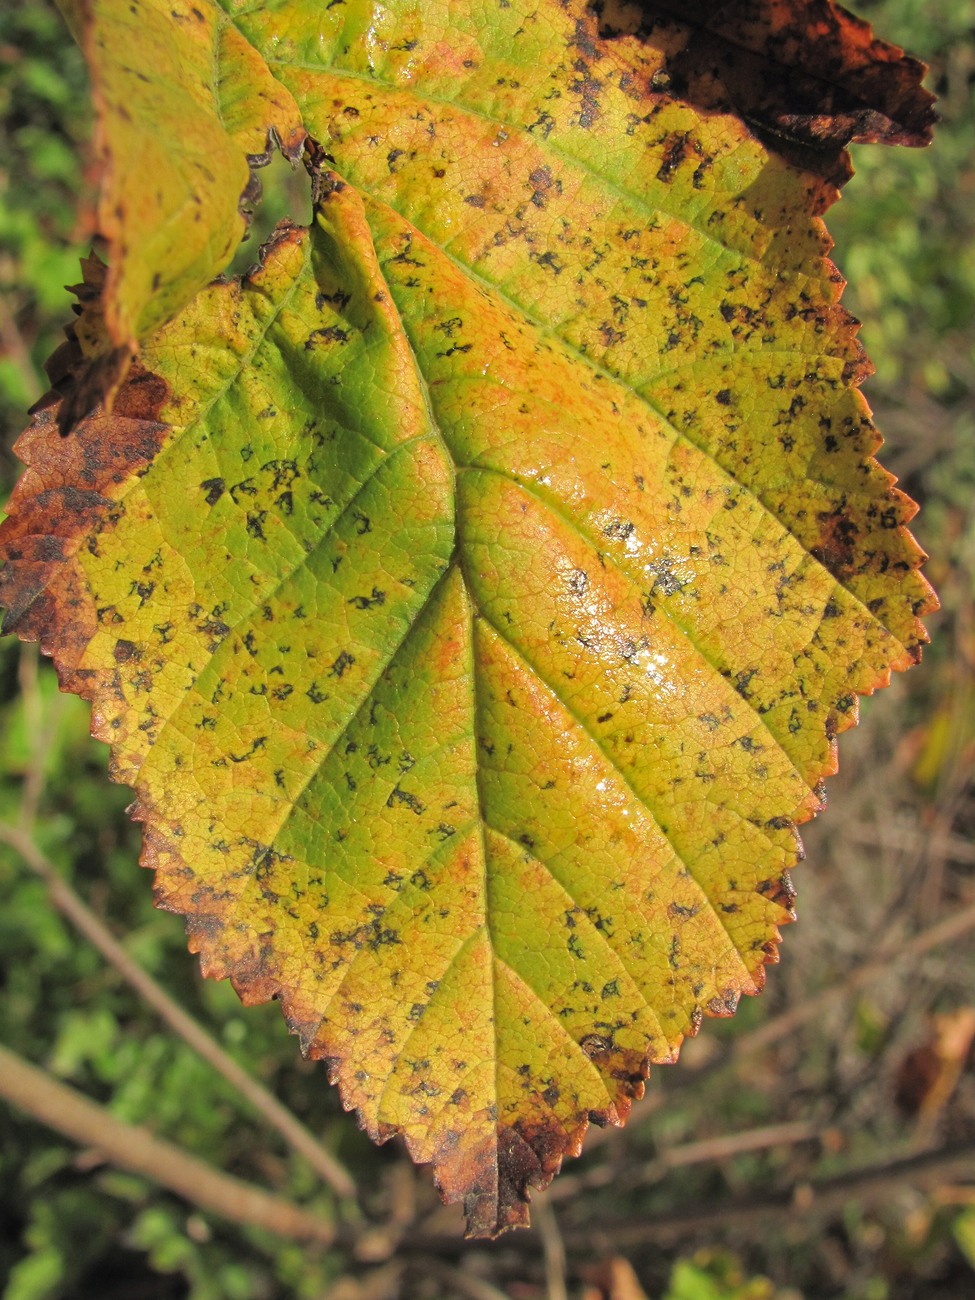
<box><xmin>0</xmin><ymin>0</ymin><xmax>973</xmax><ymax>1296</ymax></box>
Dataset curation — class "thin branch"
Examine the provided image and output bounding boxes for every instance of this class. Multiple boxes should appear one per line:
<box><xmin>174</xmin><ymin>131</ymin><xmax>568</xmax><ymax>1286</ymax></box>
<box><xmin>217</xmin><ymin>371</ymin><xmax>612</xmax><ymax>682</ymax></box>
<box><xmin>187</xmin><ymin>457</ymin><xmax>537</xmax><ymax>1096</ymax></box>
<box><xmin>0</xmin><ymin>1042</ymin><xmax>334</xmax><ymax>1244</ymax></box>
<box><xmin>572</xmin><ymin>1140</ymin><xmax>975</xmax><ymax>1249</ymax></box>
<box><xmin>842</xmin><ymin>819</ymin><xmax>975</xmax><ymax>866</ymax></box>
<box><xmin>549</xmin><ymin>1119</ymin><xmax>822</xmax><ymax>1201</ymax></box>
<box><xmin>656</xmin><ymin>1118</ymin><xmax>823</xmax><ymax>1169</ymax></box>
<box><xmin>727</xmin><ymin>898</ymin><xmax>975</xmax><ymax>1061</ymax></box>
<box><xmin>409</xmin><ymin>1258</ymin><xmax>514</xmax><ymax>1300</ymax></box>
<box><xmin>15</xmin><ymin>643</ymin><xmax>52</xmax><ymax>834</ymax></box>
<box><xmin>0</xmin><ymin>821</ymin><xmax>359</xmax><ymax>1204</ymax></box>
<box><xmin>533</xmin><ymin>1197</ymin><xmax>569</xmax><ymax>1300</ymax></box>
<box><xmin>406</xmin><ymin>1141</ymin><xmax>975</xmax><ymax>1258</ymax></box>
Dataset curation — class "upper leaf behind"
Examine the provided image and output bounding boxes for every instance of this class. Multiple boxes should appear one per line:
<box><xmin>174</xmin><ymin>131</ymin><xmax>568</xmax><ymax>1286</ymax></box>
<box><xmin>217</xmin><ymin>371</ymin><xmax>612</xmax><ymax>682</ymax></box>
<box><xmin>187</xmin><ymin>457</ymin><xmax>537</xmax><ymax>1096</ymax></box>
<box><xmin>58</xmin><ymin>0</ymin><xmax>304</xmax><ymax>412</ymax></box>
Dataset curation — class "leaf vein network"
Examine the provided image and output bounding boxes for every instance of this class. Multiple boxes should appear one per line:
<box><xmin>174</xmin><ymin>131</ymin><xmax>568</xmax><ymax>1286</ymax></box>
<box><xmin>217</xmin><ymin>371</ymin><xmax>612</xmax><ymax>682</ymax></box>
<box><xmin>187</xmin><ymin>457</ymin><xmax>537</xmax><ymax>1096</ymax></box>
<box><xmin>455</xmin><ymin>459</ymin><xmax>811</xmax><ymax>792</ymax></box>
<box><xmin>482</xmin><ymin>820</ymin><xmax>669</xmax><ymax>1045</ymax></box>
<box><xmin>129</xmin><ymin>451</ymin><xmax>440</xmax><ymax>826</ymax></box>
<box><xmin>471</xmin><ymin>599</ymin><xmax>754</xmax><ymax>972</ymax></box>
<box><xmin>354</xmin><ymin>187</ymin><xmax>910</xmax><ymax>659</ymax></box>
<box><xmin>268</xmin><ymin>57</ymin><xmax>779</xmax><ymax>273</ymax></box>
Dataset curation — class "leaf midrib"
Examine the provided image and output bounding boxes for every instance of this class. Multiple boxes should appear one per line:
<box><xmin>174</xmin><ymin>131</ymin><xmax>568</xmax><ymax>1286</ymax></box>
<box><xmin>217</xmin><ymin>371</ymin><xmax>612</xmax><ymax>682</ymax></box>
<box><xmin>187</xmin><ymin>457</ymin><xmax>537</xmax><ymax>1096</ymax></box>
<box><xmin>209</xmin><ymin>16</ymin><xmax>906</xmax><ymax>663</ymax></box>
<box><xmin>367</xmin><ymin>238</ymin><xmax>761</xmax><ymax>1069</ymax></box>
<box><xmin>350</xmin><ymin>181</ymin><xmax>913</xmax><ymax>663</ymax></box>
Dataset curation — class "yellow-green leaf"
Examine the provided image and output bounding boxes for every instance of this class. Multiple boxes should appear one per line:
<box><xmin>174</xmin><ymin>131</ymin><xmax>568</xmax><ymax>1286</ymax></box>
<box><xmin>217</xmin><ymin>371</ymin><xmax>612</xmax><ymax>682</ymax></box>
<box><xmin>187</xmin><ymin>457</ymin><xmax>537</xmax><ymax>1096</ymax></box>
<box><xmin>1</xmin><ymin>0</ymin><xmax>936</xmax><ymax>1236</ymax></box>
<box><xmin>64</xmin><ymin>0</ymin><xmax>304</xmax><ymax>400</ymax></box>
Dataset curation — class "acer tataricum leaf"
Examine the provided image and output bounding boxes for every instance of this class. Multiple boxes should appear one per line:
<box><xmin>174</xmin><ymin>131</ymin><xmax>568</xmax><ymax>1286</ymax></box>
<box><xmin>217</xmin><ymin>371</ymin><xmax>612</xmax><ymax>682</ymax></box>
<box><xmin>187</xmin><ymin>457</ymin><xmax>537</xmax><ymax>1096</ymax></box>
<box><xmin>0</xmin><ymin>0</ymin><xmax>936</xmax><ymax>1237</ymax></box>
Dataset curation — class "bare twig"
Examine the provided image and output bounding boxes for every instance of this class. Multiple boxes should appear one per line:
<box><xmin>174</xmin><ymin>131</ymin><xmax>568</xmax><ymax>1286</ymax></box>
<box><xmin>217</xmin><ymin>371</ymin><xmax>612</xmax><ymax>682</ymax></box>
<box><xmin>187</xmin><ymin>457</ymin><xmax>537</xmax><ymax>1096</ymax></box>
<box><xmin>0</xmin><ymin>821</ymin><xmax>359</xmax><ymax>1204</ymax></box>
<box><xmin>15</xmin><ymin>644</ymin><xmax>55</xmax><ymax>833</ymax></box>
<box><xmin>655</xmin><ymin>1118</ymin><xmax>824</xmax><ymax>1170</ymax></box>
<box><xmin>549</xmin><ymin>1119</ymin><xmax>822</xmax><ymax>1202</ymax></box>
<box><xmin>727</xmin><ymin>899</ymin><xmax>975</xmax><ymax>1061</ymax></box>
<box><xmin>574</xmin><ymin>1140</ymin><xmax>975</xmax><ymax>1249</ymax></box>
<box><xmin>533</xmin><ymin>1196</ymin><xmax>569</xmax><ymax>1300</ymax></box>
<box><xmin>409</xmin><ymin>1258</ymin><xmax>514</xmax><ymax>1300</ymax></box>
<box><xmin>405</xmin><ymin>1142</ymin><xmax>975</xmax><ymax>1259</ymax></box>
<box><xmin>0</xmin><ymin>1042</ymin><xmax>335</xmax><ymax>1244</ymax></box>
<box><xmin>842</xmin><ymin>821</ymin><xmax>975</xmax><ymax>867</ymax></box>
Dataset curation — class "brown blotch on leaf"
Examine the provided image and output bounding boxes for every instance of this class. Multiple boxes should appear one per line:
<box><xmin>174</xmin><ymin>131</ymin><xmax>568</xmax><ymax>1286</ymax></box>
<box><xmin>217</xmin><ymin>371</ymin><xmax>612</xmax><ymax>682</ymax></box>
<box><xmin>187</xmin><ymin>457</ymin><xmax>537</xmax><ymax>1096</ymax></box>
<box><xmin>0</xmin><ymin>367</ymin><xmax>170</xmax><ymax>648</ymax></box>
<box><xmin>459</xmin><ymin>1036</ymin><xmax>656</xmax><ymax>1236</ymax></box>
<box><xmin>596</xmin><ymin>0</ymin><xmax>935</xmax><ymax>185</ymax></box>
<box><xmin>811</xmin><ymin>508</ymin><xmax>859</xmax><ymax>579</ymax></box>
<box><xmin>462</xmin><ymin>1120</ymin><xmax>577</xmax><ymax>1238</ymax></box>
<box><xmin>39</xmin><ymin>252</ymin><xmax>137</xmax><ymax>430</ymax></box>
